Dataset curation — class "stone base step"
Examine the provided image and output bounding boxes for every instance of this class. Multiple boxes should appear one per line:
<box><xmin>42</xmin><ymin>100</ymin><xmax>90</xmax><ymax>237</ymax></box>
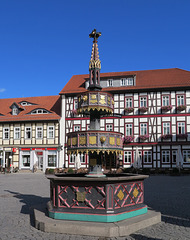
<box><xmin>34</xmin><ymin>205</ymin><xmax>161</xmax><ymax>237</ymax></box>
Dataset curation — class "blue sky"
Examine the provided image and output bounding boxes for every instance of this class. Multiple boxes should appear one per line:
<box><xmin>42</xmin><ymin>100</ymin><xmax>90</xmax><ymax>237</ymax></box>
<box><xmin>0</xmin><ymin>0</ymin><xmax>190</xmax><ymax>98</ymax></box>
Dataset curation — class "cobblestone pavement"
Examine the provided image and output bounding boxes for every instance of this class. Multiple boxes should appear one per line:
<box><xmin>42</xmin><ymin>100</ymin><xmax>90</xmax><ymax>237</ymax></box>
<box><xmin>0</xmin><ymin>173</ymin><xmax>190</xmax><ymax>240</ymax></box>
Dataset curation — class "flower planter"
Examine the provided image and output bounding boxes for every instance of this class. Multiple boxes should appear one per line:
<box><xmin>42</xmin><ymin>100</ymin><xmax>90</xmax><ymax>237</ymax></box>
<box><xmin>161</xmin><ymin>134</ymin><xmax>172</xmax><ymax>140</ymax></box>
<box><xmin>177</xmin><ymin>133</ymin><xmax>188</xmax><ymax>138</ymax></box>
<box><xmin>139</xmin><ymin>135</ymin><xmax>149</xmax><ymax>141</ymax></box>
<box><xmin>176</xmin><ymin>105</ymin><xmax>186</xmax><ymax>111</ymax></box>
<box><xmin>123</xmin><ymin>136</ymin><xmax>135</xmax><ymax>143</ymax></box>
<box><xmin>138</xmin><ymin>107</ymin><xmax>148</xmax><ymax>113</ymax></box>
<box><xmin>124</xmin><ymin>107</ymin><xmax>134</xmax><ymax>114</ymax></box>
<box><xmin>161</xmin><ymin>105</ymin><xmax>172</xmax><ymax>112</ymax></box>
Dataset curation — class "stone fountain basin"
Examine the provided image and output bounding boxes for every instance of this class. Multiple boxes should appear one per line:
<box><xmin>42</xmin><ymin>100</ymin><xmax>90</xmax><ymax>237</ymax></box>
<box><xmin>47</xmin><ymin>173</ymin><xmax>149</xmax><ymax>222</ymax></box>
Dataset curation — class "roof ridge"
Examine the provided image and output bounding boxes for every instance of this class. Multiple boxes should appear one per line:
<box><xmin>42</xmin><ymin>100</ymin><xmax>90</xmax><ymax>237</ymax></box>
<box><xmin>0</xmin><ymin>95</ymin><xmax>60</xmax><ymax>101</ymax></box>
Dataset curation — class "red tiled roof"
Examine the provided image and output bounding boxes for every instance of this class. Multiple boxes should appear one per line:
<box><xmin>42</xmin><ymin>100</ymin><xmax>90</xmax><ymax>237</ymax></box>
<box><xmin>0</xmin><ymin>95</ymin><xmax>61</xmax><ymax>122</ymax></box>
<box><xmin>59</xmin><ymin>68</ymin><xmax>190</xmax><ymax>94</ymax></box>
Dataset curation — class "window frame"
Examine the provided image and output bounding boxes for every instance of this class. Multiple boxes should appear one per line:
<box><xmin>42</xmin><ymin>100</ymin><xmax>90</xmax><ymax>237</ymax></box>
<box><xmin>3</xmin><ymin>127</ymin><xmax>10</xmax><ymax>140</ymax></box>
<box><xmin>162</xmin><ymin>95</ymin><xmax>170</xmax><ymax>106</ymax></box>
<box><xmin>73</xmin><ymin>99</ymin><xmax>78</xmax><ymax>110</ymax></box>
<box><xmin>172</xmin><ymin>150</ymin><xmax>177</xmax><ymax>163</ymax></box>
<box><xmin>25</xmin><ymin>126</ymin><xmax>32</xmax><ymax>139</ymax></box>
<box><xmin>183</xmin><ymin>150</ymin><xmax>190</xmax><ymax>163</ymax></box>
<box><xmin>126</xmin><ymin>77</ymin><xmax>134</xmax><ymax>86</ymax></box>
<box><xmin>73</xmin><ymin>125</ymin><xmax>81</xmax><ymax>132</ymax></box>
<box><xmin>177</xmin><ymin>122</ymin><xmax>186</xmax><ymax>134</ymax></box>
<box><xmin>36</xmin><ymin>126</ymin><xmax>43</xmax><ymax>139</ymax></box>
<box><xmin>176</xmin><ymin>94</ymin><xmax>185</xmax><ymax>106</ymax></box>
<box><xmin>106</xmin><ymin>123</ymin><xmax>113</xmax><ymax>132</ymax></box>
<box><xmin>125</xmin><ymin>123</ymin><xmax>133</xmax><ymax>136</ymax></box>
<box><xmin>69</xmin><ymin>154</ymin><xmax>75</xmax><ymax>163</ymax></box>
<box><xmin>120</xmin><ymin>78</ymin><xmax>126</xmax><ymax>86</ymax></box>
<box><xmin>139</xmin><ymin>96</ymin><xmax>148</xmax><ymax>108</ymax></box>
<box><xmin>143</xmin><ymin>151</ymin><xmax>152</xmax><ymax>164</ymax></box>
<box><xmin>125</xmin><ymin>96</ymin><xmax>133</xmax><ymax>108</ymax></box>
<box><xmin>14</xmin><ymin>127</ymin><xmax>20</xmax><ymax>139</ymax></box>
<box><xmin>162</xmin><ymin>150</ymin><xmax>170</xmax><ymax>163</ymax></box>
<box><xmin>124</xmin><ymin>151</ymin><xmax>132</xmax><ymax>164</ymax></box>
<box><xmin>47</xmin><ymin>126</ymin><xmax>55</xmax><ymax>139</ymax></box>
<box><xmin>47</xmin><ymin>150</ymin><xmax>57</xmax><ymax>168</ymax></box>
<box><xmin>107</xmin><ymin>79</ymin><xmax>113</xmax><ymax>87</ymax></box>
<box><xmin>162</xmin><ymin>122</ymin><xmax>171</xmax><ymax>135</ymax></box>
<box><xmin>140</xmin><ymin>122</ymin><xmax>148</xmax><ymax>136</ymax></box>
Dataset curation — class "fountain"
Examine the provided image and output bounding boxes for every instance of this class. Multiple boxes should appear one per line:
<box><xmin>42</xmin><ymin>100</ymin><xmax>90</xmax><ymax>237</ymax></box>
<box><xmin>35</xmin><ymin>30</ymin><xmax>161</xmax><ymax>237</ymax></box>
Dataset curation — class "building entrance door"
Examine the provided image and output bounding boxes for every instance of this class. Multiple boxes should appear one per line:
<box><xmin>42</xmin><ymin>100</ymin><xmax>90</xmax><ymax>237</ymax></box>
<box><xmin>37</xmin><ymin>152</ymin><xmax>43</xmax><ymax>170</ymax></box>
<box><xmin>5</xmin><ymin>152</ymin><xmax>11</xmax><ymax>171</ymax></box>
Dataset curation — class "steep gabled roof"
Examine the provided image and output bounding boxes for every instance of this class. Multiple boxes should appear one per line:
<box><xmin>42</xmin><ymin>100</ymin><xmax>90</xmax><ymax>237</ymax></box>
<box><xmin>0</xmin><ymin>95</ymin><xmax>61</xmax><ymax>122</ymax></box>
<box><xmin>59</xmin><ymin>68</ymin><xmax>190</xmax><ymax>95</ymax></box>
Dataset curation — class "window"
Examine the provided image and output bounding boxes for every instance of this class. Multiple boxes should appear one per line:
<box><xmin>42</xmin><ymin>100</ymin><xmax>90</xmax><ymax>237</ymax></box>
<box><xmin>74</xmin><ymin>125</ymin><xmax>80</xmax><ymax>132</ymax></box>
<box><xmin>80</xmin><ymin>153</ymin><xmax>85</xmax><ymax>163</ymax></box>
<box><xmin>140</xmin><ymin>123</ymin><xmax>147</xmax><ymax>135</ymax></box>
<box><xmin>74</xmin><ymin>99</ymin><xmax>78</xmax><ymax>110</ymax></box>
<box><xmin>125</xmin><ymin>97</ymin><xmax>133</xmax><ymax>108</ymax></box>
<box><xmin>163</xmin><ymin>123</ymin><xmax>170</xmax><ymax>135</ymax></box>
<box><xmin>107</xmin><ymin>79</ymin><xmax>113</xmax><ymax>87</ymax></box>
<box><xmin>31</xmin><ymin>109</ymin><xmax>49</xmax><ymax>114</ymax></box>
<box><xmin>177</xmin><ymin>95</ymin><xmax>184</xmax><ymax>106</ymax></box>
<box><xmin>162</xmin><ymin>96</ymin><xmax>170</xmax><ymax>106</ymax></box>
<box><xmin>14</xmin><ymin>127</ymin><xmax>20</xmax><ymax>139</ymax></box>
<box><xmin>177</xmin><ymin>122</ymin><xmax>185</xmax><ymax>134</ymax></box>
<box><xmin>12</xmin><ymin>107</ymin><xmax>19</xmax><ymax>115</ymax></box>
<box><xmin>3</xmin><ymin>128</ymin><xmax>9</xmax><ymax>139</ymax></box>
<box><xmin>121</xmin><ymin>78</ymin><xmax>126</xmax><ymax>86</ymax></box>
<box><xmin>183</xmin><ymin>150</ymin><xmax>190</xmax><ymax>163</ymax></box>
<box><xmin>48</xmin><ymin>126</ymin><xmax>54</xmax><ymax>138</ymax></box>
<box><xmin>126</xmin><ymin>77</ymin><xmax>134</xmax><ymax>86</ymax></box>
<box><xmin>25</xmin><ymin>127</ymin><xmax>31</xmax><ymax>139</ymax></box>
<box><xmin>36</xmin><ymin>126</ymin><xmax>43</xmax><ymax>139</ymax></box>
<box><xmin>70</xmin><ymin>154</ymin><xmax>75</xmax><ymax>163</ymax></box>
<box><xmin>143</xmin><ymin>151</ymin><xmax>152</xmax><ymax>163</ymax></box>
<box><xmin>20</xmin><ymin>101</ymin><xmax>32</xmax><ymax>106</ymax></box>
<box><xmin>140</xmin><ymin>97</ymin><xmax>147</xmax><ymax>107</ymax></box>
<box><xmin>124</xmin><ymin>151</ymin><xmax>132</xmax><ymax>163</ymax></box>
<box><xmin>126</xmin><ymin>124</ymin><xmax>133</xmax><ymax>136</ymax></box>
<box><xmin>48</xmin><ymin>151</ymin><xmax>57</xmax><ymax>167</ymax></box>
<box><xmin>22</xmin><ymin>151</ymin><xmax>30</xmax><ymax>167</ymax></box>
<box><xmin>172</xmin><ymin>150</ymin><xmax>177</xmax><ymax>163</ymax></box>
<box><xmin>106</xmin><ymin>124</ymin><xmax>113</xmax><ymax>131</ymax></box>
<box><xmin>162</xmin><ymin>150</ymin><xmax>170</xmax><ymax>163</ymax></box>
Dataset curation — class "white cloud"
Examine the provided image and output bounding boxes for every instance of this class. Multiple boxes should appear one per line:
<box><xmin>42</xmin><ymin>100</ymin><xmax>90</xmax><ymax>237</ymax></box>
<box><xmin>0</xmin><ymin>88</ymin><xmax>6</xmax><ymax>93</ymax></box>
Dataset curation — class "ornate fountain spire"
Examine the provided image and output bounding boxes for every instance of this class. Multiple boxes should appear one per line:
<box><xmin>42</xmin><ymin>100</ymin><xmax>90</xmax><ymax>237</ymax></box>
<box><xmin>89</xmin><ymin>29</ymin><xmax>102</xmax><ymax>90</ymax></box>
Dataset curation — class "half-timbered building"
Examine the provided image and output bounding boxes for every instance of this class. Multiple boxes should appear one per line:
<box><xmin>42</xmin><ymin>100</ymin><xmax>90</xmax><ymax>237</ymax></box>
<box><xmin>0</xmin><ymin>95</ymin><xmax>61</xmax><ymax>172</ymax></box>
<box><xmin>59</xmin><ymin>68</ymin><xmax>190</xmax><ymax>170</ymax></box>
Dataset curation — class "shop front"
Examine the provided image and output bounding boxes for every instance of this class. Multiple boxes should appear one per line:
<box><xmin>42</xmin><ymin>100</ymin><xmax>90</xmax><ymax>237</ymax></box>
<box><xmin>20</xmin><ymin>148</ymin><xmax>58</xmax><ymax>172</ymax></box>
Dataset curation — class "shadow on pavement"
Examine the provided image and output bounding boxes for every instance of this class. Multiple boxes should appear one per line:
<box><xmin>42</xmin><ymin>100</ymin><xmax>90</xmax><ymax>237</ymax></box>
<box><xmin>130</xmin><ymin>234</ymin><xmax>163</xmax><ymax>240</ymax></box>
<box><xmin>144</xmin><ymin>175</ymin><xmax>190</xmax><ymax>227</ymax></box>
<box><xmin>4</xmin><ymin>189</ymin><xmax>49</xmax><ymax>227</ymax></box>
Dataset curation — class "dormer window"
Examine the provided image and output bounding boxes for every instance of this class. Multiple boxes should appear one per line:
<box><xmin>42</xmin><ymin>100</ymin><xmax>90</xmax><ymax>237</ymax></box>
<box><xmin>126</xmin><ymin>77</ymin><xmax>134</xmax><ymax>86</ymax></box>
<box><xmin>107</xmin><ymin>79</ymin><xmax>113</xmax><ymax>87</ymax></box>
<box><xmin>120</xmin><ymin>77</ymin><xmax>135</xmax><ymax>87</ymax></box>
<box><xmin>10</xmin><ymin>103</ymin><xmax>21</xmax><ymax>115</ymax></box>
<box><xmin>12</xmin><ymin>107</ymin><xmax>19</xmax><ymax>115</ymax></box>
<box><xmin>20</xmin><ymin>101</ymin><xmax>33</xmax><ymax>106</ymax></box>
<box><xmin>30</xmin><ymin>109</ymin><xmax>50</xmax><ymax>114</ymax></box>
<box><xmin>121</xmin><ymin>78</ymin><xmax>126</xmax><ymax>86</ymax></box>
